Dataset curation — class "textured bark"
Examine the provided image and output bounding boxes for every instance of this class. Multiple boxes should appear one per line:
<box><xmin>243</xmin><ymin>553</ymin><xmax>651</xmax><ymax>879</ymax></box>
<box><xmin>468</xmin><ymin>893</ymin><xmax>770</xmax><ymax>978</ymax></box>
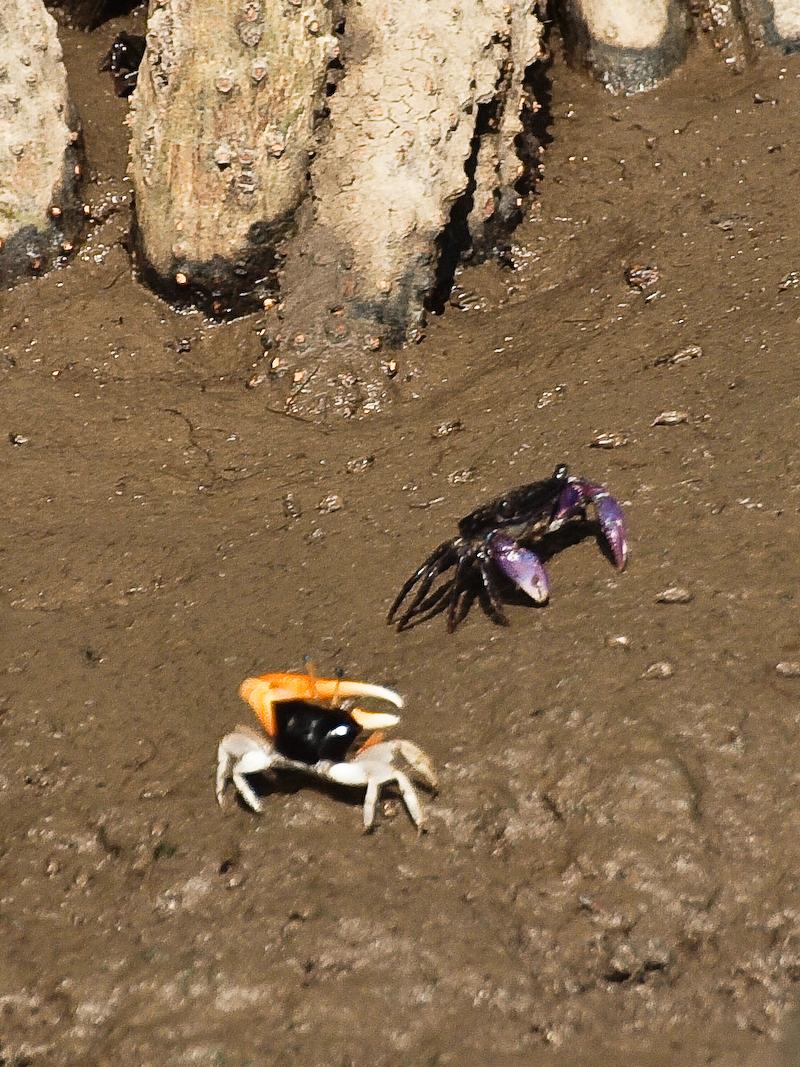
<box><xmin>128</xmin><ymin>0</ymin><xmax>340</xmax><ymax>316</ymax></box>
<box><xmin>0</xmin><ymin>0</ymin><xmax>83</xmax><ymax>287</ymax></box>
<box><xmin>695</xmin><ymin>1</ymin><xmax>755</xmax><ymax>72</ymax></box>
<box><xmin>741</xmin><ymin>0</ymin><xmax>800</xmax><ymax>49</ymax></box>
<box><xmin>695</xmin><ymin>0</ymin><xmax>800</xmax><ymax>69</ymax></box>
<box><xmin>467</xmin><ymin>7</ymin><xmax>546</xmax><ymax>255</ymax></box>
<box><xmin>128</xmin><ymin>0</ymin><xmax>544</xmax><ymax>336</ymax></box>
<box><xmin>302</xmin><ymin>0</ymin><xmax>545</xmax><ymax>335</ymax></box>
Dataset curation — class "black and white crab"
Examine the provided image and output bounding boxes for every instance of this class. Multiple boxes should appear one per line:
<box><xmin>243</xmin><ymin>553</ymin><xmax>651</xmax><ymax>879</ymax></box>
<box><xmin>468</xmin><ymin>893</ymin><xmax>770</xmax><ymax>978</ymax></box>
<box><xmin>388</xmin><ymin>464</ymin><xmax>627</xmax><ymax>631</ymax></box>
<box><xmin>99</xmin><ymin>32</ymin><xmax>146</xmax><ymax>98</ymax></box>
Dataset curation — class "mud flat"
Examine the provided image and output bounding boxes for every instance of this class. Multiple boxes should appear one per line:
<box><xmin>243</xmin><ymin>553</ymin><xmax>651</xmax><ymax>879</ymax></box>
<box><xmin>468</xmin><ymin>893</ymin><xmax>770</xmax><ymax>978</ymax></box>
<box><xmin>1</xmin><ymin>12</ymin><xmax>800</xmax><ymax>1066</ymax></box>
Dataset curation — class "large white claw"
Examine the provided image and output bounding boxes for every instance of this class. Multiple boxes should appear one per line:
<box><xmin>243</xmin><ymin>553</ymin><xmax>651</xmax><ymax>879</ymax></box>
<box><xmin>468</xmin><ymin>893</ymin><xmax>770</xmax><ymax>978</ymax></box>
<box><xmin>332</xmin><ymin>680</ymin><xmax>404</xmax><ymax>709</ymax></box>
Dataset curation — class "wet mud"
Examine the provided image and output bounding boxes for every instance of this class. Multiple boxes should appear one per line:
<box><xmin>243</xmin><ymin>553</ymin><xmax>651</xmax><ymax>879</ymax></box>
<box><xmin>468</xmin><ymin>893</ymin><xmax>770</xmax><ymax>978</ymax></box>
<box><xmin>1</xmin><ymin>14</ymin><xmax>800</xmax><ymax>1066</ymax></box>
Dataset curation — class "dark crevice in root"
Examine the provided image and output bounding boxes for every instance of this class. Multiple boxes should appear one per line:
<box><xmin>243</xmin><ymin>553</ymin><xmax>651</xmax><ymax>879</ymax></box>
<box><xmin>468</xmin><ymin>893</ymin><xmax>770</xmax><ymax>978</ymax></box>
<box><xmin>426</xmin><ymin>29</ymin><xmax>555</xmax><ymax>309</ymax></box>
<box><xmin>425</xmin><ymin>96</ymin><xmax>502</xmax><ymax>316</ymax></box>
<box><xmin>515</xmin><ymin>38</ymin><xmax>555</xmax><ymax>203</ymax></box>
<box><xmin>45</xmin><ymin>0</ymin><xmax>141</xmax><ymax>30</ymax></box>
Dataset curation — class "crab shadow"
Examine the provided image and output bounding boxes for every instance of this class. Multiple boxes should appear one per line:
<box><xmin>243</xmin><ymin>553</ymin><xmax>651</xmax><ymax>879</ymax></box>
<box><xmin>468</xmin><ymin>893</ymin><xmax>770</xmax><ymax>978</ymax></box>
<box><xmin>398</xmin><ymin>520</ymin><xmax>612</xmax><ymax>631</ymax></box>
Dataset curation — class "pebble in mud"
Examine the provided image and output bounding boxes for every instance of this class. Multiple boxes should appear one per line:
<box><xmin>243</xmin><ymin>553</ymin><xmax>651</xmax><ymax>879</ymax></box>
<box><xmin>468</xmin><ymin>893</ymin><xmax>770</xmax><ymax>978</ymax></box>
<box><xmin>605</xmin><ymin>939</ymin><xmax>672</xmax><ymax>982</ymax></box>
<box><xmin>625</xmin><ymin>263</ymin><xmax>660</xmax><ymax>290</ymax></box>
<box><xmin>447</xmin><ymin>467</ymin><xmax>477</xmax><ymax>485</ymax></box>
<box><xmin>605</xmin><ymin>634</ymin><xmax>631</xmax><ymax>649</ymax></box>
<box><xmin>590</xmin><ymin>431</ymin><xmax>628</xmax><ymax>449</ymax></box>
<box><xmin>316</xmin><ymin>493</ymin><xmax>342</xmax><ymax>514</ymax></box>
<box><xmin>282</xmin><ymin>493</ymin><xmax>301</xmax><ymax>520</ymax></box>
<box><xmin>432</xmin><ymin>419</ymin><xmax>463</xmax><ymax>439</ymax></box>
<box><xmin>656</xmin><ymin>587</ymin><xmax>694</xmax><ymax>604</ymax></box>
<box><xmin>643</xmin><ymin>660</ymin><xmax>675</xmax><ymax>679</ymax></box>
<box><xmin>652</xmin><ymin>410</ymin><xmax>690</xmax><ymax>426</ymax></box>
<box><xmin>345</xmin><ymin>455</ymin><xmax>374</xmax><ymax>474</ymax></box>
<box><xmin>776</xmin><ymin>662</ymin><xmax>800</xmax><ymax>678</ymax></box>
<box><xmin>655</xmin><ymin>343</ymin><xmax>703</xmax><ymax>367</ymax></box>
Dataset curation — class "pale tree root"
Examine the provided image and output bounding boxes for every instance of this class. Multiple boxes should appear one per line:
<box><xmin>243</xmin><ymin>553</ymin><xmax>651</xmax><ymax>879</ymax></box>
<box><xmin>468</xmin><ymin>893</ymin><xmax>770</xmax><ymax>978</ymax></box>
<box><xmin>127</xmin><ymin>0</ymin><xmax>343</xmax><ymax>319</ymax></box>
<box><xmin>557</xmin><ymin>0</ymin><xmax>690</xmax><ymax>93</ymax></box>
<box><xmin>0</xmin><ymin>0</ymin><xmax>84</xmax><ymax>288</ymax></box>
<box><xmin>229</xmin><ymin>0</ymin><xmax>548</xmax><ymax>418</ymax></box>
<box><xmin>560</xmin><ymin>0</ymin><xmax>800</xmax><ymax>89</ymax></box>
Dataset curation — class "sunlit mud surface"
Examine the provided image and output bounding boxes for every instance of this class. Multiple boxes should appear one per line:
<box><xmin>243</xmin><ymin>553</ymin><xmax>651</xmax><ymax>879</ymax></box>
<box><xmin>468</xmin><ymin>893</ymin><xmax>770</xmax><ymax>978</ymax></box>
<box><xmin>1</xmin><ymin>14</ymin><xmax>799</xmax><ymax>1066</ymax></box>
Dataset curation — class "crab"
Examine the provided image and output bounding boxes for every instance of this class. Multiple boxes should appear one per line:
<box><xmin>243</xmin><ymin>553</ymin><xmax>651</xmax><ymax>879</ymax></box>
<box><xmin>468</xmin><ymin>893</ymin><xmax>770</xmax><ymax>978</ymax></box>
<box><xmin>216</xmin><ymin>670</ymin><xmax>437</xmax><ymax>831</ymax></box>
<box><xmin>388</xmin><ymin>464</ymin><xmax>627</xmax><ymax>631</ymax></box>
<box><xmin>99</xmin><ymin>32</ymin><xmax>146</xmax><ymax>98</ymax></box>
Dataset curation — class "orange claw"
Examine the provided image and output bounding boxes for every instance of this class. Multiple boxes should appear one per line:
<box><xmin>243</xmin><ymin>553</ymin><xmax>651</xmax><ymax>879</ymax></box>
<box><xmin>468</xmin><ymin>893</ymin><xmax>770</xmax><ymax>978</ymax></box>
<box><xmin>239</xmin><ymin>670</ymin><xmax>403</xmax><ymax>737</ymax></box>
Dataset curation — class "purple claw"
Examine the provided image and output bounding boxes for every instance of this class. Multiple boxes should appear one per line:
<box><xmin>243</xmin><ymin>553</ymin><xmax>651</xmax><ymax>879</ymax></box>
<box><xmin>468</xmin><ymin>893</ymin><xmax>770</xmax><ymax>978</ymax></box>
<box><xmin>551</xmin><ymin>481</ymin><xmax>585</xmax><ymax>527</ymax></box>
<box><xmin>553</xmin><ymin>477</ymin><xmax>628</xmax><ymax>571</ymax></box>
<box><xmin>491</xmin><ymin>535</ymin><xmax>550</xmax><ymax>604</ymax></box>
<box><xmin>593</xmin><ymin>490</ymin><xmax>628</xmax><ymax>570</ymax></box>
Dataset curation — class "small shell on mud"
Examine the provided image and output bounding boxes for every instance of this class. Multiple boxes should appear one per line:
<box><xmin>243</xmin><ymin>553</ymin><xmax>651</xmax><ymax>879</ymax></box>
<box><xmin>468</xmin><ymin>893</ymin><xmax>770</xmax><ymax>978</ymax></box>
<box><xmin>9</xmin><ymin>433</ymin><xmax>29</xmax><ymax>446</ymax></box>
<box><xmin>625</xmin><ymin>263</ymin><xmax>660</xmax><ymax>290</ymax></box>
<box><xmin>605</xmin><ymin>634</ymin><xmax>631</xmax><ymax>649</ymax></box>
<box><xmin>776</xmin><ymin>661</ymin><xmax>800</xmax><ymax>678</ymax></box>
<box><xmin>447</xmin><ymin>468</ymin><xmax>477</xmax><ymax>485</ymax></box>
<box><xmin>536</xmin><ymin>385</ymin><xmax>566</xmax><ymax>410</ymax></box>
<box><xmin>345</xmin><ymin>455</ymin><xmax>374</xmax><ymax>474</ymax></box>
<box><xmin>317</xmin><ymin>493</ymin><xmax>343</xmax><ymax>514</ymax></box>
<box><xmin>656</xmin><ymin>587</ymin><xmax>693</xmax><ymax>604</ymax></box>
<box><xmin>655</xmin><ymin>344</ymin><xmax>703</xmax><ymax>367</ymax></box>
<box><xmin>643</xmin><ymin>660</ymin><xmax>675</xmax><ymax>679</ymax></box>
<box><xmin>590</xmin><ymin>432</ymin><xmax>628</xmax><ymax>449</ymax></box>
<box><xmin>432</xmin><ymin>419</ymin><xmax>463</xmax><ymax>439</ymax></box>
<box><xmin>652</xmin><ymin>410</ymin><xmax>690</xmax><ymax>426</ymax></box>
<box><xmin>282</xmin><ymin>493</ymin><xmax>301</xmax><ymax>520</ymax></box>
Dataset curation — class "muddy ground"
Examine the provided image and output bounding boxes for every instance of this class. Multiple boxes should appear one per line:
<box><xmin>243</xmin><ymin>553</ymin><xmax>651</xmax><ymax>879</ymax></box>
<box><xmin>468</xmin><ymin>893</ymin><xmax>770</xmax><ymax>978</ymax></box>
<box><xmin>2</xmin><ymin>11</ymin><xmax>800</xmax><ymax>1067</ymax></box>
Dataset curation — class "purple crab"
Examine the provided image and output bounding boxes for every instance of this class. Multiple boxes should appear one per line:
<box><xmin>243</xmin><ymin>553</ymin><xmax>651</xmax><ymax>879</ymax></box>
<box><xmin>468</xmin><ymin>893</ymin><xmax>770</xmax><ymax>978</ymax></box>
<box><xmin>388</xmin><ymin>464</ymin><xmax>627</xmax><ymax>631</ymax></box>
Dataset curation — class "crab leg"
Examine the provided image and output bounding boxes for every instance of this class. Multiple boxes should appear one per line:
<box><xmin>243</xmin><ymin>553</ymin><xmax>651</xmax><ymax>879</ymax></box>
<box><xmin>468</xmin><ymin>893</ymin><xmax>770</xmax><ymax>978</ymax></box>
<box><xmin>387</xmin><ymin>540</ymin><xmax>456</xmax><ymax>624</ymax></box>
<box><xmin>216</xmin><ymin>727</ymin><xmax>275</xmax><ymax>812</ymax></box>
<box><xmin>446</xmin><ymin>554</ymin><xmax>471</xmax><ymax>633</ymax></box>
<box><xmin>392</xmin><ymin>541</ymin><xmax>459</xmax><ymax>630</ymax></box>
<box><xmin>477</xmin><ymin>553</ymin><xmax>510</xmax><ymax>626</ymax></box>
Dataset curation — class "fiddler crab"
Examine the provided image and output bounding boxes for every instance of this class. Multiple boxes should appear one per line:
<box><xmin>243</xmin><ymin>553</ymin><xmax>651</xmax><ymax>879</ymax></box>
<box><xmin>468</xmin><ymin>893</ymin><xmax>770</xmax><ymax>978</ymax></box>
<box><xmin>388</xmin><ymin>464</ymin><xmax>627</xmax><ymax>631</ymax></box>
<box><xmin>216</xmin><ymin>670</ymin><xmax>437</xmax><ymax>831</ymax></box>
<box><xmin>99</xmin><ymin>32</ymin><xmax>146</xmax><ymax>98</ymax></box>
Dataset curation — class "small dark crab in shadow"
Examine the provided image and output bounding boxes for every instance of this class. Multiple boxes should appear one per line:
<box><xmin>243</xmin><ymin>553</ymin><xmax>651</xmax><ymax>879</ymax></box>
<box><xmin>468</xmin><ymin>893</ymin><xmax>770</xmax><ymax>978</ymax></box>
<box><xmin>388</xmin><ymin>464</ymin><xmax>628</xmax><ymax>632</ymax></box>
<box><xmin>99</xmin><ymin>32</ymin><xmax>146</xmax><ymax>98</ymax></box>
